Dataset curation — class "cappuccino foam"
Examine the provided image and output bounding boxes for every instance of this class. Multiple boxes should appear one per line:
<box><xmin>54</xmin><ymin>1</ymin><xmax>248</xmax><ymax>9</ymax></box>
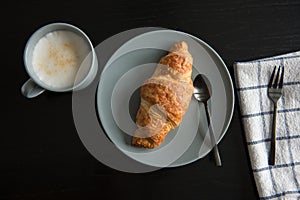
<box><xmin>32</xmin><ymin>30</ymin><xmax>90</xmax><ymax>89</ymax></box>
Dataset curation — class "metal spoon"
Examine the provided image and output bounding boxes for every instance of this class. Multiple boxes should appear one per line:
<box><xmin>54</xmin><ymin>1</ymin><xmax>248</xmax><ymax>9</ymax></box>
<box><xmin>193</xmin><ymin>74</ymin><xmax>222</xmax><ymax>166</ymax></box>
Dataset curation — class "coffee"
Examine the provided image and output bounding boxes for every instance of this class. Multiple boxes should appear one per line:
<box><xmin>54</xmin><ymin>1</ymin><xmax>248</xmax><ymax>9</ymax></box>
<box><xmin>32</xmin><ymin>30</ymin><xmax>90</xmax><ymax>89</ymax></box>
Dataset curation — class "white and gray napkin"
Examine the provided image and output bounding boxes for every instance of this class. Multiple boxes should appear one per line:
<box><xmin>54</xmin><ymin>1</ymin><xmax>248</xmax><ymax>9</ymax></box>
<box><xmin>234</xmin><ymin>51</ymin><xmax>300</xmax><ymax>200</ymax></box>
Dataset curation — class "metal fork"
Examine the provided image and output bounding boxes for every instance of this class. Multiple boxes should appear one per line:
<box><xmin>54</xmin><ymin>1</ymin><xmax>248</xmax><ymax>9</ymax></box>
<box><xmin>268</xmin><ymin>66</ymin><xmax>284</xmax><ymax>165</ymax></box>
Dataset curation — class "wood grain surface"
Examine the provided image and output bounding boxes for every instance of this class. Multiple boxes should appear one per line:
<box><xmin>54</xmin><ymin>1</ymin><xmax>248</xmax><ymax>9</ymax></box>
<box><xmin>4</xmin><ymin>0</ymin><xmax>300</xmax><ymax>199</ymax></box>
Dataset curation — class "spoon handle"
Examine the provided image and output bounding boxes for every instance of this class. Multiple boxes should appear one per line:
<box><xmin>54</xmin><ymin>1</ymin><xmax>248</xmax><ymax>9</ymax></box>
<box><xmin>204</xmin><ymin>103</ymin><xmax>222</xmax><ymax>167</ymax></box>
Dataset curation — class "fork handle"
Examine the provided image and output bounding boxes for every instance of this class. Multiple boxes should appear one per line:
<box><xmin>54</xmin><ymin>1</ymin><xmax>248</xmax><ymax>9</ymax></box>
<box><xmin>269</xmin><ymin>104</ymin><xmax>278</xmax><ymax>165</ymax></box>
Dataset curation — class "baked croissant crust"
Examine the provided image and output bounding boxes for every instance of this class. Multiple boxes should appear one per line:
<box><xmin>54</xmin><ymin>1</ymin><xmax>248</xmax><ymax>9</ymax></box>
<box><xmin>132</xmin><ymin>41</ymin><xmax>194</xmax><ymax>148</ymax></box>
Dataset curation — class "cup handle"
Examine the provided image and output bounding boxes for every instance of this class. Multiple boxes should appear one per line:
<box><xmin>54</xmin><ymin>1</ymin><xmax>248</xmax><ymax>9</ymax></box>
<box><xmin>21</xmin><ymin>79</ymin><xmax>45</xmax><ymax>98</ymax></box>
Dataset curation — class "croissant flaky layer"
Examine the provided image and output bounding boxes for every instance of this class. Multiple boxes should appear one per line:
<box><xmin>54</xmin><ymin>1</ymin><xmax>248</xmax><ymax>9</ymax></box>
<box><xmin>132</xmin><ymin>41</ymin><xmax>194</xmax><ymax>149</ymax></box>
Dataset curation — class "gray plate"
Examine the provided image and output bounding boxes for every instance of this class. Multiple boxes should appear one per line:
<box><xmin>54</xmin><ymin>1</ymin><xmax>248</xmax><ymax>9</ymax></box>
<box><xmin>96</xmin><ymin>30</ymin><xmax>234</xmax><ymax>167</ymax></box>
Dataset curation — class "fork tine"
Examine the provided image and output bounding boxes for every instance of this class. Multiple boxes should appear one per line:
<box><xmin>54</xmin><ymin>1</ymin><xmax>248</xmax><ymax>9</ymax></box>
<box><xmin>278</xmin><ymin>66</ymin><xmax>284</xmax><ymax>89</ymax></box>
<box><xmin>269</xmin><ymin>66</ymin><xmax>277</xmax><ymax>88</ymax></box>
<box><xmin>274</xmin><ymin>66</ymin><xmax>281</xmax><ymax>88</ymax></box>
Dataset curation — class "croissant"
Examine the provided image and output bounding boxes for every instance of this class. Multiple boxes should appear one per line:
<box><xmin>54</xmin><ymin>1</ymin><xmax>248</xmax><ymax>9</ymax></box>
<box><xmin>132</xmin><ymin>41</ymin><xmax>194</xmax><ymax>148</ymax></box>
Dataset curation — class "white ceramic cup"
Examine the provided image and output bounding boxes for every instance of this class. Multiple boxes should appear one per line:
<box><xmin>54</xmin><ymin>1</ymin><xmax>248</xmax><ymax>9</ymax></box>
<box><xmin>21</xmin><ymin>22</ymin><xmax>98</xmax><ymax>98</ymax></box>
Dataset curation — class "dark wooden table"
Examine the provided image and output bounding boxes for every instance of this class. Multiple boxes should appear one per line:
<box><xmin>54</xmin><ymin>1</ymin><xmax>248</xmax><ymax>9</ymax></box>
<box><xmin>4</xmin><ymin>0</ymin><xmax>300</xmax><ymax>199</ymax></box>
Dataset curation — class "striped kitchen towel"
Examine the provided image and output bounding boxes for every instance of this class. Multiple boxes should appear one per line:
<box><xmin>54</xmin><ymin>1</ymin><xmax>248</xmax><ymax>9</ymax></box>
<box><xmin>234</xmin><ymin>51</ymin><xmax>300</xmax><ymax>200</ymax></box>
